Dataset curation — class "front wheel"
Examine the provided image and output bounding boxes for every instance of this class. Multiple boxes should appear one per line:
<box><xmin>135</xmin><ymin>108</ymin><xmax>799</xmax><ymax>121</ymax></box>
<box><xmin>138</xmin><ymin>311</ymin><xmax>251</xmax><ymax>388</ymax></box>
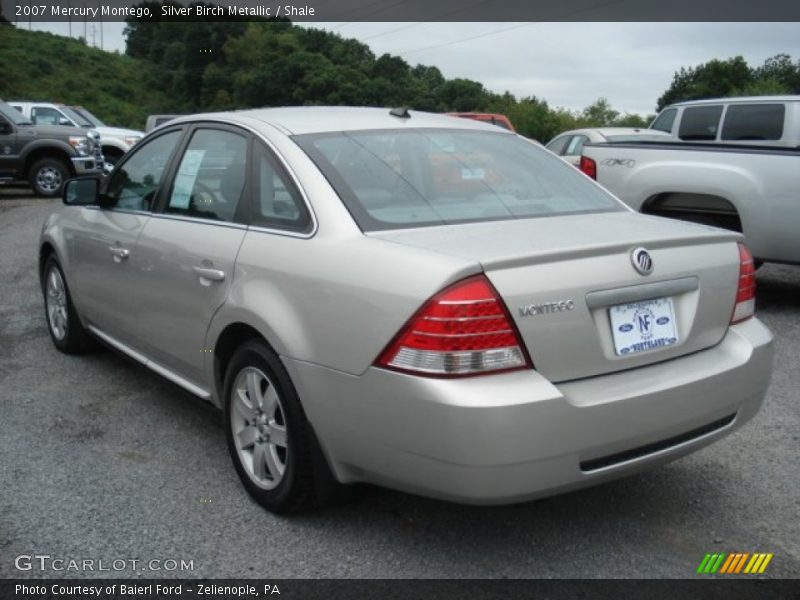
<box><xmin>42</xmin><ymin>255</ymin><xmax>93</xmax><ymax>353</ymax></box>
<box><xmin>29</xmin><ymin>157</ymin><xmax>70</xmax><ymax>197</ymax></box>
<box><xmin>224</xmin><ymin>340</ymin><xmax>321</xmax><ymax>513</ymax></box>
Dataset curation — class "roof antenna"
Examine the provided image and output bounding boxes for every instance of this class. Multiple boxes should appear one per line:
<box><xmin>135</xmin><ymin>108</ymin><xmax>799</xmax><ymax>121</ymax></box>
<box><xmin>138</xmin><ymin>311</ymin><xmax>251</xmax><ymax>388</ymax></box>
<box><xmin>389</xmin><ymin>107</ymin><xmax>411</xmax><ymax>119</ymax></box>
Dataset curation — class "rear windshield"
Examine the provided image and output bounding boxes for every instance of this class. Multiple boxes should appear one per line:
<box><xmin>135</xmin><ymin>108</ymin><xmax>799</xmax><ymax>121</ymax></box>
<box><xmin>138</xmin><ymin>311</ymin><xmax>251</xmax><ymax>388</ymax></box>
<box><xmin>294</xmin><ymin>129</ymin><xmax>622</xmax><ymax>231</ymax></box>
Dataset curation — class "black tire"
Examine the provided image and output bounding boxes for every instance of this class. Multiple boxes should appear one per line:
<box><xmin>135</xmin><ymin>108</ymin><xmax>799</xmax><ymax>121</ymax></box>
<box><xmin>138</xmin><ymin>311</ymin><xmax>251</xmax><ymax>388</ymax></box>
<box><xmin>223</xmin><ymin>339</ymin><xmax>347</xmax><ymax>513</ymax></box>
<box><xmin>41</xmin><ymin>255</ymin><xmax>93</xmax><ymax>353</ymax></box>
<box><xmin>102</xmin><ymin>148</ymin><xmax>123</xmax><ymax>172</ymax></box>
<box><xmin>29</xmin><ymin>157</ymin><xmax>70</xmax><ymax>198</ymax></box>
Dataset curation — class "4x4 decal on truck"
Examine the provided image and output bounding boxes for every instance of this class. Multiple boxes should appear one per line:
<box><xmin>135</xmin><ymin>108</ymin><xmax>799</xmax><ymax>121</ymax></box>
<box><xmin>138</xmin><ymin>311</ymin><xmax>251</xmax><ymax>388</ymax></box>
<box><xmin>600</xmin><ymin>158</ymin><xmax>636</xmax><ymax>168</ymax></box>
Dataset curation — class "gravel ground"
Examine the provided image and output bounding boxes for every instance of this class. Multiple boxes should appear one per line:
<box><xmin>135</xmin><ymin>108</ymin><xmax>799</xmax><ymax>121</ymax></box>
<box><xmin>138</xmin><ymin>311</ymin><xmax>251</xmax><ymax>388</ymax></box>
<box><xmin>1</xmin><ymin>193</ymin><xmax>798</xmax><ymax>579</ymax></box>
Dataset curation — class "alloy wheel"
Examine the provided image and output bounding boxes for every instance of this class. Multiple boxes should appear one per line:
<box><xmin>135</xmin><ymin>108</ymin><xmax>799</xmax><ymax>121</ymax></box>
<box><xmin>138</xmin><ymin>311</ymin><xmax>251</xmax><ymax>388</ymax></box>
<box><xmin>45</xmin><ymin>266</ymin><xmax>68</xmax><ymax>340</ymax></box>
<box><xmin>230</xmin><ymin>366</ymin><xmax>289</xmax><ymax>490</ymax></box>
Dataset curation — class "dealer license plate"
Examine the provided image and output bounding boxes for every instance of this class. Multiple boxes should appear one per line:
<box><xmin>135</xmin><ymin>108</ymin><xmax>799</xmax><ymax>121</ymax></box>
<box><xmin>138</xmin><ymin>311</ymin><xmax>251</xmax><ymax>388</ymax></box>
<box><xmin>609</xmin><ymin>297</ymin><xmax>678</xmax><ymax>356</ymax></box>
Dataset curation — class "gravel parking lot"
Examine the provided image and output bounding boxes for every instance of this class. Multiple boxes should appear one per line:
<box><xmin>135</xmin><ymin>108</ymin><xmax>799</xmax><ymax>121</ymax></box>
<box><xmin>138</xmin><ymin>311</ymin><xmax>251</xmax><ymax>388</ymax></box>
<box><xmin>1</xmin><ymin>192</ymin><xmax>798</xmax><ymax>579</ymax></box>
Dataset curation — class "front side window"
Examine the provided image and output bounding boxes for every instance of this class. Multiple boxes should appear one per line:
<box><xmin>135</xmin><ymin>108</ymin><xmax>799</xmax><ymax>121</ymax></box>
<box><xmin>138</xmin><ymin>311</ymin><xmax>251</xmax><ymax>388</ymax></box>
<box><xmin>166</xmin><ymin>128</ymin><xmax>247</xmax><ymax>223</ymax></box>
<box><xmin>721</xmin><ymin>104</ymin><xmax>785</xmax><ymax>141</ymax></box>
<box><xmin>678</xmin><ymin>105</ymin><xmax>723</xmax><ymax>141</ymax></box>
<box><xmin>650</xmin><ymin>108</ymin><xmax>677</xmax><ymax>133</ymax></box>
<box><xmin>296</xmin><ymin>129</ymin><xmax>622</xmax><ymax>231</ymax></box>
<box><xmin>105</xmin><ymin>130</ymin><xmax>182</xmax><ymax>211</ymax></box>
<box><xmin>32</xmin><ymin>107</ymin><xmax>68</xmax><ymax>126</ymax></box>
<box><xmin>60</xmin><ymin>106</ymin><xmax>92</xmax><ymax>128</ymax></box>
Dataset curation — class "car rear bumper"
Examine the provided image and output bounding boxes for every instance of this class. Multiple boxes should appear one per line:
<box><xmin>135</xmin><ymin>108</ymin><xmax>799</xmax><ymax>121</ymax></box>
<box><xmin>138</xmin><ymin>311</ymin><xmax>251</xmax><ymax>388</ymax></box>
<box><xmin>285</xmin><ymin>317</ymin><xmax>773</xmax><ymax>505</ymax></box>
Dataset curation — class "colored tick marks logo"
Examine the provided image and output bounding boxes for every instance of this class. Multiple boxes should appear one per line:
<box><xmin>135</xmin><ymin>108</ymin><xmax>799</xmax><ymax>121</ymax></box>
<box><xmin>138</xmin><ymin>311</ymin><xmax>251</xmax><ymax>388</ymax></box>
<box><xmin>697</xmin><ymin>552</ymin><xmax>773</xmax><ymax>575</ymax></box>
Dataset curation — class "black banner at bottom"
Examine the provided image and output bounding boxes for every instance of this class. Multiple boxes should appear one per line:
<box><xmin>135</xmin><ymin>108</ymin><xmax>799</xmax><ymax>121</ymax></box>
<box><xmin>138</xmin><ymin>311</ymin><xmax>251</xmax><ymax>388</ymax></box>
<box><xmin>2</xmin><ymin>579</ymin><xmax>799</xmax><ymax>600</ymax></box>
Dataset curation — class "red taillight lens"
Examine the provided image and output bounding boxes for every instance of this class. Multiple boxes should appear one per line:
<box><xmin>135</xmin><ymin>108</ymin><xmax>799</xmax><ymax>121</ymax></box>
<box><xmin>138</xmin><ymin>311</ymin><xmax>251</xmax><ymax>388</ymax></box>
<box><xmin>579</xmin><ymin>156</ymin><xmax>597</xmax><ymax>179</ymax></box>
<box><xmin>731</xmin><ymin>242</ymin><xmax>756</xmax><ymax>324</ymax></box>
<box><xmin>376</xmin><ymin>274</ymin><xmax>531</xmax><ymax>377</ymax></box>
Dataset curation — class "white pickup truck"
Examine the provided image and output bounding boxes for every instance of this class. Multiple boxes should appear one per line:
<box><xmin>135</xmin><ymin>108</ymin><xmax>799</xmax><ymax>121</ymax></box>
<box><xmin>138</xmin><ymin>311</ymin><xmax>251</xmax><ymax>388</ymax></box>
<box><xmin>579</xmin><ymin>141</ymin><xmax>800</xmax><ymax>265</ymax></box>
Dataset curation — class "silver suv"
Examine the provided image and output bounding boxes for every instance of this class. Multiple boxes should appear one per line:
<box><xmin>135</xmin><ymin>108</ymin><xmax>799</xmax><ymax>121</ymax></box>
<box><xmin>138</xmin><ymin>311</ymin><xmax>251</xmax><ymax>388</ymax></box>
<box><xmin>41</xmin><ymin>108</ymin><xmax>773</xmax><ymax>513</ymax></box>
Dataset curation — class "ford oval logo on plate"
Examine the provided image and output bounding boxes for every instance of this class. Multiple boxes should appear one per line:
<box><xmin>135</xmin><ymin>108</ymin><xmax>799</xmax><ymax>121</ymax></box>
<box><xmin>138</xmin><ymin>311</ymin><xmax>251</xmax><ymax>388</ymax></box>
<box><xmin>619</xmin><ymin>323</ymin><xmax>634</xmax><ymax>332</ymax></box>
<box><xmin>631</xmin><ymin>247</ymin><xmax>653</xmax><ymax>276</ymax></box>
<box><xmin>656</xmin><ymin>316</ymin><xmax>670</xmax><ymax>325</ymax></box>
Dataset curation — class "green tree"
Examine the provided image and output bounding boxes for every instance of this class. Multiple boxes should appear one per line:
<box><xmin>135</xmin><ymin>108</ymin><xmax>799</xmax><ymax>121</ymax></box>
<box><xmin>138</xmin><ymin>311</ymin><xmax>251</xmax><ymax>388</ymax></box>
<box><xmin>656</xmin><ymin>56</ymin><xmax>752</xmax><ymax>110</ymax></box>
<box><xmin>579</xmin><ymin>97</ymin><xmax>619</xmax><ymax>127</ymax></box>
<box><xmin>655</xmin><ymin>54</ymin><xmax>797</xmax><ymax>111</ymax></box>
<box><xmin>753</xmin><ymin>54</ymin><xmax>800</xmax><ymax>93</ymax></box>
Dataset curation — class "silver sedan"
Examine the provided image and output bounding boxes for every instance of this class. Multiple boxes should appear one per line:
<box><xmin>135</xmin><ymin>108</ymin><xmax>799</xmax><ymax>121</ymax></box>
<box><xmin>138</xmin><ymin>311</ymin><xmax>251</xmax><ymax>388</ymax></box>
<box><xmin>40</xmin><ymin>107</ymin><xmax>773</xmax><ymax>513</ymax></box>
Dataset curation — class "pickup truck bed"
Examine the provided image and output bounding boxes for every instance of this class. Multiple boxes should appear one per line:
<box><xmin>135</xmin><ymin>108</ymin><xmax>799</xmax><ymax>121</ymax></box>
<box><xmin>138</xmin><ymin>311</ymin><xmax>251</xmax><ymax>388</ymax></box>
<box><xmin>581</xmin><ymin>141</ymin><xmax>800</xmax><ymax>265</ymax></box>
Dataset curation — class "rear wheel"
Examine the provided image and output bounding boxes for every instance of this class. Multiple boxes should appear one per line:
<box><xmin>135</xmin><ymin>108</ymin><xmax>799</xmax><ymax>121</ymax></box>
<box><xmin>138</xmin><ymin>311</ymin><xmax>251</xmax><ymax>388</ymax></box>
<box><xmin>42</xmin><ymin>255</ymin><xmax>93</xmax><ymax>353</ymax></box>
<box><xmin>29</xmin><ymin>157</ymin><xmax>70</xmax><ymax>197</ymax></box>
<box><xmin>224</xmin><ymin>339</ymin><xmax>345</xmax><ymax>513</ymax></box>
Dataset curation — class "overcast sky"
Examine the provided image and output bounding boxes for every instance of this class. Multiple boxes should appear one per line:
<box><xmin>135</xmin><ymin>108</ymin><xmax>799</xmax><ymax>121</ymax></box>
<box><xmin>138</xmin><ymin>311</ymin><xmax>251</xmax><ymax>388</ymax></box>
<box><xmin>19</xmin><ymin>21</ymin><xmax>800</xmax><ymax>115</ymax></box>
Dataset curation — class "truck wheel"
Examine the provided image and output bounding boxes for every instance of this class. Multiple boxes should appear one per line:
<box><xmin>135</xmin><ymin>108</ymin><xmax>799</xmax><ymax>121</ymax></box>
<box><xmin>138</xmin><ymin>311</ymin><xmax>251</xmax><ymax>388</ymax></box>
<box><xmin>102</xmin><ymin>148</ymin><xmax>123</xmax><ymax>172</ymax></box>
<box><xmin>29</xmin><ymin>157</ymin><xmax>70</xmax><ymax>198</ymax></box>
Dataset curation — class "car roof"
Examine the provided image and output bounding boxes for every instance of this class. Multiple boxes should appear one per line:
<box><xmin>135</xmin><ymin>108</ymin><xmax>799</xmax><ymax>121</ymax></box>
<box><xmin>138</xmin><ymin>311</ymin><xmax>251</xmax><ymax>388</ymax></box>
<box><xmin>552</xmin><ymin>127</ymin><xmax>669</xmax><ymax>139</ymax></box>
<box><xmin>167</xmin><ymin>106</ymin><xmax>515</xmax><ymax>136</ymax></box>
<box><xmin>669</xmin><ymin>95</ymin><xmax>800</xmax><ymax>107</ymax></box>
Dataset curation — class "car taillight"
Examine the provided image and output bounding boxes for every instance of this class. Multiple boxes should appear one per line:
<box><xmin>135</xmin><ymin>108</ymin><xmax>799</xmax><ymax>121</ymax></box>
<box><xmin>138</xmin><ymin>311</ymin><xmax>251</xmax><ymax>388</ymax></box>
<box><xmin>731</xmin><ymin>242</ymin><xmax>756</xmax><ymax>324</ymax></box>
<box><xmin>376</xmin><ymin>274</ymin><xmax>531</xmax><ymax>377</ymax></box>
<box><xmin>579</xmin><ymin>156</ymin><xmax>597</xmax><ymax>179</ymax></box>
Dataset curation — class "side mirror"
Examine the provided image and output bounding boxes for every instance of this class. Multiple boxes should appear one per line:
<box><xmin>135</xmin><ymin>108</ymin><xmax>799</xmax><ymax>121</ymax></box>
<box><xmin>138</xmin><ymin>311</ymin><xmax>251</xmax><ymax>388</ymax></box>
<box><xmin>63</xmin><ymin>177</ymin><xmax>100</xmax><ymax>206</ymax></box>
<box><xmin>0</xmin><ymin>120</ymin><xmax>11</xmax><ymax>135</ymax></box>
<box><xmin>58</xmin><ymin>117</ymin><xmax>72</xmax><ymax>126</ymax></box>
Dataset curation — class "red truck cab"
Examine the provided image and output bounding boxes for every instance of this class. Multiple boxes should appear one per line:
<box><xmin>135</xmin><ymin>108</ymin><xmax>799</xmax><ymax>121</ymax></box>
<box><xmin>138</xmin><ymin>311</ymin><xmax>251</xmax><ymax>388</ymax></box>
<box><xmin>447</xmin><ymin>112</ymin><xmax>516</xmax><ymax>132</ymax></box>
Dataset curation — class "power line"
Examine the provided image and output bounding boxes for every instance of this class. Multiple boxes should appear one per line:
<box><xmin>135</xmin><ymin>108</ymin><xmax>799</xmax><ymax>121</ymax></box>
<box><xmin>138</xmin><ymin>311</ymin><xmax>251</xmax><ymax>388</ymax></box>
<box><xmin>360</xmin><ymin>0</ymin><xmax>499</xmax><ymax>42</ymax></box>
<box><xmin>394</xmin><ymin>0</ymin><xmax>626</xmax><ymax>58</ymax></box>
<box><xmin>397</xmin><ymin>22</ymin><xmax>534</xmax><ymax>56</ymax></box>
<box><xmin>328</xmin><ymin>0</ymin><xmax>408</xmax><ymax>27</ymax></box>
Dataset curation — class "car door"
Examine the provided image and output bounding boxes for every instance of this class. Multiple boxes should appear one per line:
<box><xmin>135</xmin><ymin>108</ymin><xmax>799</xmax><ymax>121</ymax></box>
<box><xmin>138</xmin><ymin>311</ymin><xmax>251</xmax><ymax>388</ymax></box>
<box><xmin>67</xmin><ymin>129</ymin><xmax>184</xmax><ymax>343</ymax></box>
<box><xmin>129</xmin><ymin>125</ymin><xmax>250</xmax><ymax>387</ymax></box>
<box><xmin>0</xmin><ymin>116</ymin><xmax>18</xmax><ymax>179</ymax></box>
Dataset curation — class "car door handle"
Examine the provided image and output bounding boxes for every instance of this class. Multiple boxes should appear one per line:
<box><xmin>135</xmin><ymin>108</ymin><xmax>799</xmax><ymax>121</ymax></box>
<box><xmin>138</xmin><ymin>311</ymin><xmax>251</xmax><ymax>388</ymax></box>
<box><xmin>192</xmin><ymin>266</ymin><xmax>226</xmax><ymax>282</ymax></box>
<box><xmin>108</xmin><ymin>246</ymin><xmax>130</xmax><ymax>260</ymax></box>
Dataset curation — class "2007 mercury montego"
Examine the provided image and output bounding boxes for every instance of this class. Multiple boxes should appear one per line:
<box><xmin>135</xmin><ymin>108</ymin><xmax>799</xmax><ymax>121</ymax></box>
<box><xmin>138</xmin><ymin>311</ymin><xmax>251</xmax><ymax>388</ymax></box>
<box><xmin>40</xmin><ymin>107</ymin><xmax>773</xmax><ymax>513</ymax></box>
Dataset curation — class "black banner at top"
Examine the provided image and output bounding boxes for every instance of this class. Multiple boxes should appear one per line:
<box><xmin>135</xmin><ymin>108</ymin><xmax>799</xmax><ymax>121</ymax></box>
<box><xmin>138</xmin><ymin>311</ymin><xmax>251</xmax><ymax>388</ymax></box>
<box><xmin>1</xmin><ymin>0</ymin><xmax>799</xmax><ymax>22</ymax></box>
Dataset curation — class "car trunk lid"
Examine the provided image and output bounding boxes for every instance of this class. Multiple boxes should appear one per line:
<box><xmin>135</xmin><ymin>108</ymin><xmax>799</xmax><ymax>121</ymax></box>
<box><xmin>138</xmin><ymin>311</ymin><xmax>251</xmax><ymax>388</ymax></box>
<box><xmin>369</xmin><ymin>212</ymin><xmax>742</xmax><ymax>382</ymax></box>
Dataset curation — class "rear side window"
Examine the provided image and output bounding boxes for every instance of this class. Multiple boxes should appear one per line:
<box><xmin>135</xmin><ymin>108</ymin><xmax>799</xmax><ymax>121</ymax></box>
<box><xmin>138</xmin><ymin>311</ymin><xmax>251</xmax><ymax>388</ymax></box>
<box><xmin>545</xmin><ymin>135</ymin><xmax>570</xmax><ymax>155</ymax></box>
<box><xmin>564</xmin><ymin>135</ymin><xmax>589</xmax><ymax>156</ymax></box>
<box><xmin>678</xmin><ymin>106</ymin><xmax>723</xmax><ymax>141</ymax></box>
<box><xmin>295</xmin><ymin>129</ymin><xmax>622</xmax><ymax>231</ymax></box>
<box><xmin>251</xmin><ymin>143</ymin><xmax>312</xmax><ymax>232</ymax></box>
<box><xmin>721</xmin><ymin>104</ymin><xmax>785</xmax><ymax>141</ymax></box>
<box><xmin>650</xmin><ymin>108</ymin><xmax>677</xmax><ymax>133</ymax></box>
<box><xmin>167</xmin><ymin>128</ymin><xmax>247</xmax><ymax>223</ymax></box>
